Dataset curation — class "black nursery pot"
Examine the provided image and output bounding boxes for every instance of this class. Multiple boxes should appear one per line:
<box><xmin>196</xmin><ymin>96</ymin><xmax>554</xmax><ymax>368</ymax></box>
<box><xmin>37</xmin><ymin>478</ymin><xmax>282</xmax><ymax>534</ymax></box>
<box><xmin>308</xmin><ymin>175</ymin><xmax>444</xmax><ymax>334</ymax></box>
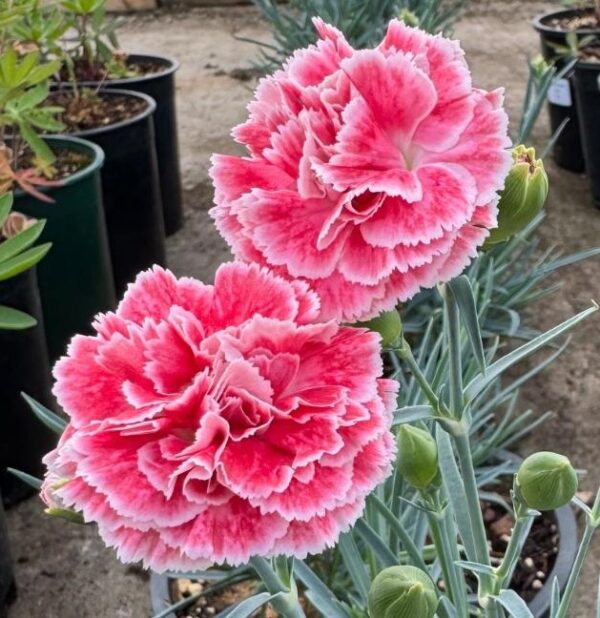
<box><xmin>532</xmin><ymin>8</ymin><xmax>600</xmax><ymax>172</ymax></box>
<box><xmin>15</xmin><ymin>135</ymin><xmax>116</xmax><ymax>361</ymax></box>
<box><xmin>0</xmin><ymin>269</ymin><xmax>55</xmax><ymax>506</ymax></box>
<box><xmin>64</xmin><ymin>88</ymin><xmax>167</xmax><ymax>294</ymax></box>
<box><xmin>572</xmin><ymin>59</ymin><xmax>600</xmax><ymax>207</ymax></box>
<box><xmin>0</xmin><ymin>491</ymin><xmax>15</xmax><ymax>618</ymax></box>
<box><xmin>82</xmin><ymin>54</ymin><xmax>183</xmax><ymax>236</ymax></box>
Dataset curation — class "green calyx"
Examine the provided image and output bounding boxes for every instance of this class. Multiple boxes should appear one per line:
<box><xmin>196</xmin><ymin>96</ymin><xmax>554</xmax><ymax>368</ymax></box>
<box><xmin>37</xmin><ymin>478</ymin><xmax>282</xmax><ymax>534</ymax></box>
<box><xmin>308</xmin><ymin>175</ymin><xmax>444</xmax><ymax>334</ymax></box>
<box><xmin>368</xmin><ymin>565</ymin><xmax>437</xmax><ymax>618</ymax></box>
<box><xmin>485</xmin><ymin>145</ymin><xmax>549</xmax><ymax>247</ymax></box>
<box><xmin>357</xmin><ymin>309</ymin><xmax>403</xmax><ymax>347</ymax></box>
<box><xmin>397</xmin><ymin>425</ymin><xmax>438</xmax><ymax>490</ymax></box>
<box><xmin>516</xmin><ymin>451</ymin><xmax>578</xmax><ymax>511</ymax></box>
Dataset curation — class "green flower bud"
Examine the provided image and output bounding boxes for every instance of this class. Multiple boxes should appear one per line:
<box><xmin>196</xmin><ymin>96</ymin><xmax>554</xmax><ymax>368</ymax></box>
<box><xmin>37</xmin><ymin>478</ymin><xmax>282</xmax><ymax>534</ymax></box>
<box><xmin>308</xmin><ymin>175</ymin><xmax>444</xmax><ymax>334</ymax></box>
<box><xmin>397</xmin><ymin>425</ymin><xmax>438</xmax><ymax>489</ymax></box>
<box><xmin>530</xmin><ymin>54</ymin><xmax>551</xmax><ymax>79</ymax></box>
<box><xmin>368</xmin><ymin>565</ymin><xmax>437</xmax><ymax>618</ymax></box>
<box><xmin>398</xmin><ymin>8</ymin><xmax>420</xmax><ymax>27</ymax></box>
<box><xmin>516</xmin><ymin>451</ymin><xmax>578</xmax><ymax>511</ymax></box>
<box><xmin>358</xmin><ymin>309</ymin><xmax>403</xmax><ymax>347</ymax></box>
<box><xmin>485</xmin><ymin>145</ymin><xmax>549</xmax><ymax>246</ymax></box>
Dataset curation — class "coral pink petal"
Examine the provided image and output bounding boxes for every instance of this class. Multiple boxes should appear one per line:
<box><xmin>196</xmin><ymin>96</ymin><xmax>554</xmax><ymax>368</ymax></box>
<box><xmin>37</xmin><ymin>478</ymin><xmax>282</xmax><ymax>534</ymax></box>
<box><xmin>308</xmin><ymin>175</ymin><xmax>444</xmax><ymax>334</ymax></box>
<box><xmin>341</xmin><ymin>49</ymin><xmax>437</xmax><ymax>141</ymax></box>
<box><xmin>255</xmin><ymin>460</ymin><xmax>354</xmax><ymax>521</ymax></box>
<box><xmin>272</xmin><ymin>499</ymin><xmax>366</xmax><ymax>558</ymax></box>
<box><xmin>359</xmin><ymin>163</ymin><xmax>478</xmax><ymax>248</ymax></box>
<box><xmin>160</xmin><ymin>497</ymin><xmax>288</xmax><ymax>564</ymax></box>
<box><xmin>210</xmin><ymin>154</ymin><xmax>294</xmax><ymax>203</ymax></box>
<box><xmin>236</xmin><ymin>190</ymin><xmax>350</xmax><ymax>279</ymax></box>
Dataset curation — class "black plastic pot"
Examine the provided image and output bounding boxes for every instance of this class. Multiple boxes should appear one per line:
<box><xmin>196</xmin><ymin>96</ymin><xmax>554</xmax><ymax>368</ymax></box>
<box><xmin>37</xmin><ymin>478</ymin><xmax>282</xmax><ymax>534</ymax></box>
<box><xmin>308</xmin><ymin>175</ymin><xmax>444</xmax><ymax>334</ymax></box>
<box><xmin>532</xmin><ymin>8</ymin><xmax>600</xmax><ymax>172</ymax></box>
<box><xmin>82</xmin><ymin>54</ymin><xmax>183</xmax><ymax>236</ymax></box>
<box><xmin>0</xmin><ymin>269</ymin><xmax>55</xmax><ymax>506</ymax></box>
<box><xmin>573</xmin><ymin>59</ymin><xmax>600</xmax><ymax>207</ymax></box>
<box><xmin>0</xmin><ymin>490</ymin><xmax>15</xmax><ymax>618</ymax></box>
<box><xmin>15</xmin><ymin>135</ymin><xmax>116</xmax><ymax>361</ymax></box>
<box><xmin>59</xmin><ymin>88</ymin><xmax>166</xmax><ymax>294</ymax></box>
<box><xmin>149</xmin><ymin>499</ymin><xmax>578</xmax><ymax>618</ymax></box>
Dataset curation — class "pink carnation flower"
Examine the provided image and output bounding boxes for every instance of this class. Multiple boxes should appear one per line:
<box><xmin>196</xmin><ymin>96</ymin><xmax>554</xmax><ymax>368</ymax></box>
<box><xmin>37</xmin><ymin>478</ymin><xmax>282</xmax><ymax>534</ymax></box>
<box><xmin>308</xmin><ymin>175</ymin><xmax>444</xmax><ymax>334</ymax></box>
<box><xmin>210</xmin><ymin>20</ymin><xmax>512</xmax><ymax>322</ymax></box>
<box><xmin>42</xmin><ymin>262</ymin><xmax>397</xmax><ymax>572</ymax></box>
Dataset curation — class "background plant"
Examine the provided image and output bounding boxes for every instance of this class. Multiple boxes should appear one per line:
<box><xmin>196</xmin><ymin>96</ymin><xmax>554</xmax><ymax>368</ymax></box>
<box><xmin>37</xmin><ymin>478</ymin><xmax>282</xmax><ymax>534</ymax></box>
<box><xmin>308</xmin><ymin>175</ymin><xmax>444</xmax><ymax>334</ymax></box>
<box><xmin>246</xmin><ymin>0</ymin><xmax>467</xmax><ymax>71</ymax></box>
<box><xmin>0</xmin><ymin>191</ymin><xmax>51</xmax><ymax>329</ymax></box>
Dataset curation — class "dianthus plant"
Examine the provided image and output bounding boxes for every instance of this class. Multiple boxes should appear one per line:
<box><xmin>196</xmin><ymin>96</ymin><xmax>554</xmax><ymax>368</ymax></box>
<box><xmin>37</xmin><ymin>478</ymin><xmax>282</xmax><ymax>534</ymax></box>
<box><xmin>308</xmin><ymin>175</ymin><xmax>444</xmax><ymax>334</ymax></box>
<box><xmin>14</xmin><ymin>17</ymin><xmax>600</xmax><ymax>618</ymax></box>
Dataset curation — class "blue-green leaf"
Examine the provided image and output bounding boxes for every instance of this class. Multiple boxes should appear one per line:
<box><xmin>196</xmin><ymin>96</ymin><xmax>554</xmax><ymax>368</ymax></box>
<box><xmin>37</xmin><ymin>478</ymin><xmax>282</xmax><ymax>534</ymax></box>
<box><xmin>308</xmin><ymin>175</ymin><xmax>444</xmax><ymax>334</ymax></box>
<box><xmin>338</xmin><ymin>532</ymin><xmax>370</xmax><ymax>604</ymax></box>
<box><xmin>294</xmin><ymin>561</ymin><xmax>351</xmax><ymax>618</ymax></box>
<box><xmin>7</xmin><ymin>467</ymin><xmax>42</xmax><ymax>490</ymax></box>
<box><xmin>392</xmin><ymin>404</ymin><xmax>435</xmax><ymax>425</ymax></box>
<box><xmin>22</xmin><ymin>392</ymin><xmax>67</xmax><ymax>434</ymax></box>
<box><xmin>494</xmin><ymin>589</ymin><xmax>535</xmax><ymax>617</ymax></box>
<box><xmin>448</xmin><ymin>276</ymin><xmax>486</xmax><ymax>374</ymax></box>
<box><xmin>466</xmin><ymin>304</ymin><xmax>599</xmax><ymax>401</ymax></box>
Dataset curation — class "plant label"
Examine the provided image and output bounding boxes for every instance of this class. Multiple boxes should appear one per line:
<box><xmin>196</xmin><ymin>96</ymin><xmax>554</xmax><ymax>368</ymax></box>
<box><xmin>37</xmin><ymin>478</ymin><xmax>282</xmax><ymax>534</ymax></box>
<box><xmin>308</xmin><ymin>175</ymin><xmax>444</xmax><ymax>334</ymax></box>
<box><xmin>547</xmin><ymin>78</ymin><xmax>572</xmax><ymax>107</ymax></box>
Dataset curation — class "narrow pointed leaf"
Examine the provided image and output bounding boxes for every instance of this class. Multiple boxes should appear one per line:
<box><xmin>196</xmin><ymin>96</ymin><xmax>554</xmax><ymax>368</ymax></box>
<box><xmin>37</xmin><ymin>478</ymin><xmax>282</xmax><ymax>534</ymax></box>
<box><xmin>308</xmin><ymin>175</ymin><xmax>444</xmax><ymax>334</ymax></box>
<box><xmin>354</xmin><ymin>519</ymin><xmax>397</xmax><ymax>567</ymax></box>
<box><xmin>436</xmin><ymin>431</ymin><xmax>477</xmax><ymax>561</ymax></box>
<box><xmin>455</xmin><ymin>560</ymin><xmax>496</xmax><ymax>577</ymax></box>
<box><xmin>494</xmin><ymin>589</ymin><xmax>535</xmax><ymax>617</ymax></box>
<box><xmin>7</xmin><ymin>467</ymin><xmax>42</xmax><ymax>490</ymax></box>
<box><xmin>22</xmin><ymin>392</ymin><xmax>67</xmax><ymax>434</ymax></box>
<box><xmin>295</xmin><ymin>561</ymin><xmax>351</xmax><ymax>618</ymax></box>
<box><xmin>338</xmin><ymin>532</ymin><xmax>370</xmax><ymax>604</ymax></box>
<box><xmin>449</xmin><ymin>276</ymin><xmax>486</xmax><ymax>373</ymax></box>
<box><xmin>466</xmin><ymin>304</ymin><xmax>599</xmax><ymax>401</ymax></box>
<box><xmin>392</xmin><ymin>404</ymin><xmax>435</xmax><ymax>425</ymax></box>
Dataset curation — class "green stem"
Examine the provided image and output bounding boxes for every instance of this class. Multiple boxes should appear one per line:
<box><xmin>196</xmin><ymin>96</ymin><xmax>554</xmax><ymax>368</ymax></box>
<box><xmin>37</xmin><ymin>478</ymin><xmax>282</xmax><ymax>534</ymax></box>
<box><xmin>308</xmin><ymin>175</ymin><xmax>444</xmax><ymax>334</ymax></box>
<box><xmin>249</xmin><ymin>556</ymin><xmax>305</xmax><ymax>618</ymax></box>
<box><xmin>444</xmin><ymin>285</ymin><xmax>463</xmax><ymax>419</ymax></box>
<box><xmin>494</xmin><ymin>515</ymin><xmax>534</xmax><ymax>590</ymax></box>
<box><xmin>426</xmin><ymin>504</ymin><xmax>469</xmax><ymax>615</ymax></box>
<box><xmin>555</xmin><ymin>523</ymin><xmax>595</xmax><ymax>618</ymax></box>
<box><xmin>396</xmin><ymin>340</ymin><xmax>446</xmax><ymax>414</ymax></box>
<box><xmin>453</xmin><ymin>433</ymin><xmax>492</xmax><ymax>567</ymax></box>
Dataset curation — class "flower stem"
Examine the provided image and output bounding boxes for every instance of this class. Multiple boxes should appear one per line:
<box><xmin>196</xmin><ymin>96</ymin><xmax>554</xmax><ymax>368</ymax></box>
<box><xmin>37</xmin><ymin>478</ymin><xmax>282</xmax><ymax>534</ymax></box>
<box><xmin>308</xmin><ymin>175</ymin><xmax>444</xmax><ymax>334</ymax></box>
<box><xmin>494</xmin><ymin>514</ymin><xmax>534</xmax><ymax>590</ymax></box>
<box><xmin>556</xmin><ymin>524</ymin><xmax>594</xmax><ymax>618</ymax></box>
<box><xmin>396</xmin><ymin>339</ymin><xmax>446</xmax><ymax>415</ymax></box>
<box><xmin>425</xmin><ymin>495</ymin><xmax>469</xmax><ymax>615</ymax></box>
<box><xmin>249</xmin><ymin>556</ymin><xmax>306</xmax><ymax>618</ymax></box>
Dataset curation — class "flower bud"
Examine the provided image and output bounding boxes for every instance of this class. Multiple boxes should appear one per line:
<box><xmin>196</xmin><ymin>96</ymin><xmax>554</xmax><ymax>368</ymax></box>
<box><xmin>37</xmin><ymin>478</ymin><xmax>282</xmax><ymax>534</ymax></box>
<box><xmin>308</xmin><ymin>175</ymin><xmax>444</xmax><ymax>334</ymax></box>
<box><xmin>368</xmin><ymin>565</ymin><xmax>437</xmax><ymax>618</ymax></box>
<box><xmin>358</xmin><ymin>309</ymin><xmax>403</xmax><ymax>347</ymax></box>
<box><xmin>398</xmin><ymin>9</ymin><xmax>420</xmax><ymax>27</ymax></box>
<box><xmin>397</xmin><ymin>425</ymin><xmax>438</xmax><ymax>489</ymax></box>
<box><xmin>516</xmin><ymin>451</ymin><xmax>578</xmax><ymax>511</ymax></box>
<box><xmin>485</xmin><ymin>145</ymin><xmax>549</xmax><ymax>246</ymax></box>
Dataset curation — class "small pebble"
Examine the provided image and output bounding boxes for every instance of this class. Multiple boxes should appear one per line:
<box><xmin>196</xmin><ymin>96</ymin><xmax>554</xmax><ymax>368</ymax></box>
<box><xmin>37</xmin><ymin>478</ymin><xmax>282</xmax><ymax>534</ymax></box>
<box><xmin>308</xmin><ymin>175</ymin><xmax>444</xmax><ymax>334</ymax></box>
<box><xmin>536</xmin><ymin>571</ymin><xmax>546</xmax><ymax>579</ymax></box>
<box><xmin>532</xmin><ymin>580</ymin><xmax>543</xmax><ymax>590</ymax></box>
<box><xmin>523</xmin><ymin>557</ymin><xmax>535</xmax><ymax>570</ymax></box>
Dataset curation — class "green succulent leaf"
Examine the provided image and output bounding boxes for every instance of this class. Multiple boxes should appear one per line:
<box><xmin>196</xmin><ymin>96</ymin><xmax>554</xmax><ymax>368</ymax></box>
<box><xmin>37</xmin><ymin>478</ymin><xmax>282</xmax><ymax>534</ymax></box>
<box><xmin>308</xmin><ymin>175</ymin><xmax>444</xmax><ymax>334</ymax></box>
<box><xmin>0</xmin><ymin>192</ymin><xmax>13</xmax><ymax>227</ymax></box>
<box><xmin>0</xmin><ymin>304</ymin><xmax>36</xmax><ymax>329</ymax></box>
<box><xmin>0</xmin><ymin>242</ymin><xmax>52</xmax><ymax>281</ymax></box>
<box><xmin>0</xmin><ymin>219</ymin><xmax>46</xmax><ymax>264</ymax></box>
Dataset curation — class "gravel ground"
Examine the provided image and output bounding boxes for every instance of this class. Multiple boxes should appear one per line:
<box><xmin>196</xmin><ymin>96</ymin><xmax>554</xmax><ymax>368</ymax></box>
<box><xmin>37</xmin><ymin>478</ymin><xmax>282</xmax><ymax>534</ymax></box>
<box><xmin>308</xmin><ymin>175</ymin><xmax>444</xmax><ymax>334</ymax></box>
<box><xmin>6</xmin><ymin>2</ymin><xmax>600</xmax><ymax>615</ymax></box>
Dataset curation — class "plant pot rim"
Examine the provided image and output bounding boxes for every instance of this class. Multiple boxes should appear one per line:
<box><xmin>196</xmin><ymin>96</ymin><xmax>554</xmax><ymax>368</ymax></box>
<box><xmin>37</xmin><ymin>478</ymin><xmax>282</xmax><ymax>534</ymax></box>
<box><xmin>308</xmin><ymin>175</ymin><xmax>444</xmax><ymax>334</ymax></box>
<box><xmin>574</xmin><ymin>56</ymin><xmax>600</xmax><ymax>71</ymax></box>
<box><xmin>78</xmin><ymin>53</ymin><xmax>180</xmax><ymax>88</ymax></box>
<box><xmin>13</xmin><ymin>135</ymin><xmax>104</xmax><ymax>199</ymax></box>
<box><xmin>533</xmin><ymin>7</ymin><xmax>600</xmax><ymax>35</ymax></box>
<box><xmin>50</xmin><ymin>87</ymin><xmax>157</xmax><ymax>138</ymax></box>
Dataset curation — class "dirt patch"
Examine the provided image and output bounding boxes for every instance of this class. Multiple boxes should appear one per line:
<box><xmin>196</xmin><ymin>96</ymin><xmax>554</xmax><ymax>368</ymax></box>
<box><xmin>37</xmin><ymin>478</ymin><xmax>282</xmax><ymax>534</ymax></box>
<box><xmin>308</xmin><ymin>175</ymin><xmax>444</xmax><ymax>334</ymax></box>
<box><xmin>49</xmin><ymin>90</ymin><xmax>149</xmax><ymax>132</ymax></box>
